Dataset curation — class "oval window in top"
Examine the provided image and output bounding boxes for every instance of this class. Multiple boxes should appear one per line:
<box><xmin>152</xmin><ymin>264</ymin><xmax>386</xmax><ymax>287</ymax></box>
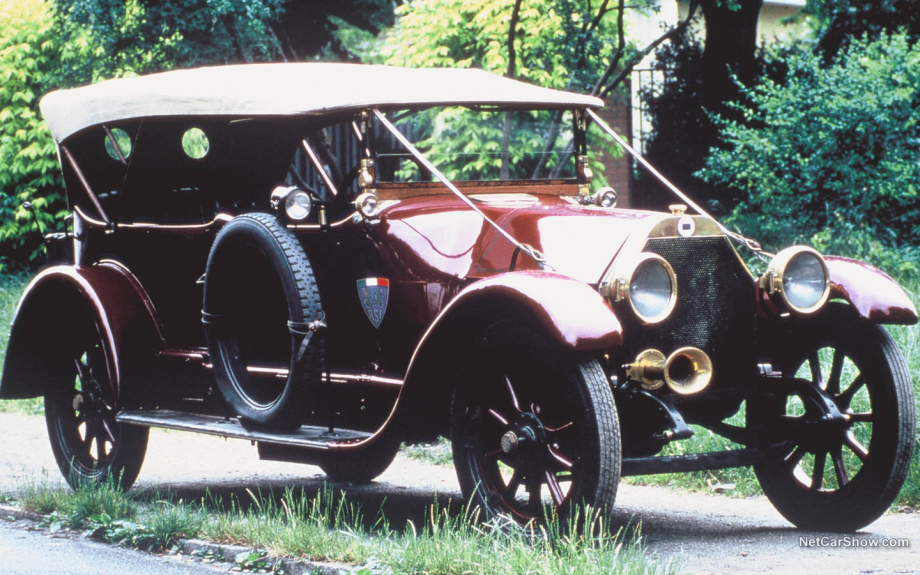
<box><xmin>182</xmin><ymin>127</ymin><xmax>209</xmax><ymax>159</ymax></box>
<box><xmin>104</xmin><ymin>128</ymin><xmax>132</xmax><ymax>161</ymax></box>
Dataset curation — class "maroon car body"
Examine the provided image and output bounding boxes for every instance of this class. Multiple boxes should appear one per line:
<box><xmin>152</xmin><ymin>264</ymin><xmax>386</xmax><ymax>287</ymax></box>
<box><xmin>1</xmin><ymin>63</ymin><xmax>915</xmax><ymax>531</ymax></box>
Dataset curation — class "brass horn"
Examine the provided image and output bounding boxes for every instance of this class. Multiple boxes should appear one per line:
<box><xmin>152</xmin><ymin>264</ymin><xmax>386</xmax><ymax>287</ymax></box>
<box><xmin>625</xmin><ymin>347</ymin><xmax>713</xmax><ymax>395</ymax></box>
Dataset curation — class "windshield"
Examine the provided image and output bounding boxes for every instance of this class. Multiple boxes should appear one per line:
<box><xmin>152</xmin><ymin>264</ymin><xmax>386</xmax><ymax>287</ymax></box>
<box><xmin>375</xmin><ymin>107</ymin><xmax>575</xmax><ymax>182</ymax></box>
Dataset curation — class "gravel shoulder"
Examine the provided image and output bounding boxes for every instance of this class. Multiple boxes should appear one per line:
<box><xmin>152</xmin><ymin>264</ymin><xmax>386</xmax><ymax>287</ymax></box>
<box><xmin>1</xmin><ymin>412</ymin><xmax>917</xmax><ymax>574</ymax></box>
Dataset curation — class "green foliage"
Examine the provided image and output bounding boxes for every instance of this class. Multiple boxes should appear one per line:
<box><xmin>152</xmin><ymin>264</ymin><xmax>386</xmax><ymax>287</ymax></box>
<box><xmin>804</xmin><ymin>0</ymin><xmax>920</xmax><ymax>59</ymax></box>
<box><xmin>53</xmin><ymin>0</ymin><xmax>397</xmax><ymax>79</ymax></box>
<box><xmin>21</xmin><ymin>474</ymin><xmax>138</xmax><ymax>528</ymax></box>
<box><xmin>700</xmin><ymin>33</ymin><xmax>920</xmax><ymax>255</ymax></box>
<box><xmin>88</xmin><ymin>501</ymin><xmax>206</xmax><ymax>551</ymax></box>
<box><xmin>54</xmin><ymin>0</ymin><xmax>286</xmax><ymax>78</ymax></box>
<box><xmin>0</xmin><ymin>0</ymin><xmax>68</xmax><ymax>264</ymax></box>
<box><xmin>373</xmin><ymin>0</ymin><xmax>630</xmax><ymax>185</ymax></box>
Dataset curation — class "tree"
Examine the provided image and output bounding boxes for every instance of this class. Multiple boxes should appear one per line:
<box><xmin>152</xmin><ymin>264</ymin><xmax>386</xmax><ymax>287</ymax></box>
<box><xmin>804</xmin><ymin>0</ymin><xmax>920</xmax><ymax>59</ymax></box>
<box><xmin>0</xmin><ymin>0</ymin><xmax>69</xmax><ymax>266</ymax></box>
<box><xmin>698</xmin><ymin>0</ymin><xmax>764</xmax><ymax>107</ymax></box>
<box><xmin>374</xmin><ymin>0</ymin><xmax>702</xmax><ymax>184</ymax></box>
<box><xmin>699</xmin><ymin>34</ymin><xmax>920</xmax><ymax>263</ymax></box>
<box><xmin>52</xmin><ymin>0</ymin><xmax>397</xmax><ymax>80</ymax></box>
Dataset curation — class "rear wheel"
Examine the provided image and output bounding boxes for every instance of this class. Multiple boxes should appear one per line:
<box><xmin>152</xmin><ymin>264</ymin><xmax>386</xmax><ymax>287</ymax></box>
<box><xmin>45</xmin><ymin>327</ymin><xmax>148</xmax><ymax>490</ymax></box>
<box><xmin>752</xmin><ymin>304</ymin><xmax>915</xmax><ymax>532</ymax></box>
<box><xmin>450</xmin><ymin>321</ymin><xmax>620</xmax><ymax>525</ymax></box>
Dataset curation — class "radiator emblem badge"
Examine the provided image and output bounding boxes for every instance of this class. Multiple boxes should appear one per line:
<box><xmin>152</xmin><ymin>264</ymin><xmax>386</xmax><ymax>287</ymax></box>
<box><xmin>358</xmin><ymin>277</ymin><xmax>390</xmax><ymax>328</ymax></box>
<box><xmin>678</xmin><ymin>216</ymin><xmax>695</xmax><ymax>237</ymax></box>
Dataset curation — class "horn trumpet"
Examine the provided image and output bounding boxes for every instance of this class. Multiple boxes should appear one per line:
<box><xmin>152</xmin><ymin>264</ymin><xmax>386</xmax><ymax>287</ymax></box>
<box><xmin>625</xmin><ymin>347</ymin><xmax>713</xmax><ymax>395</ymax></box>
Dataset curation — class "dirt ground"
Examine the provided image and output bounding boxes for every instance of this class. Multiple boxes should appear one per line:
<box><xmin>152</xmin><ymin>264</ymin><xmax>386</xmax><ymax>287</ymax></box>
<box><xmin>1</xmin><ymin>412</ymin><xmax>917</xmax><ymax>574</ymax></box>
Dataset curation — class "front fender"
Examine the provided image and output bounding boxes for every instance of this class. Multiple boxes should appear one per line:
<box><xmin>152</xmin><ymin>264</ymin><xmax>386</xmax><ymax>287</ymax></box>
<box><xmin>391</xmin><ymin>271</ymin><xmax>622</xmax><ymax>440</ymax></box>
<box><xmin>826</xmin><ymin>256</ymin><xmax>918</xmax><ymax>325</ymax></box>
<box><xmin>0</xmin><ymin>263</ymin><xmax>164</xmax><ymax>401</ymax></box>
<box><xmin>427</xmin><ymin>271</ymin><xmax>623</xmax><ymax>350</ymax></box>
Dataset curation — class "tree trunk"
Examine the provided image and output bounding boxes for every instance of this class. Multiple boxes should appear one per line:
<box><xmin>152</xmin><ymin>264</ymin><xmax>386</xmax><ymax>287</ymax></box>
<box><xmin>698</xmin><ymin>0</ymin><xmax>763</xmax><ymax>108</ymax></box>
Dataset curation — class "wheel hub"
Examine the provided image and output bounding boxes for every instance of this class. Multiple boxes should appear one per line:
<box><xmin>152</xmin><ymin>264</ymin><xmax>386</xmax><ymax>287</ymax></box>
<box><xmin>500</xmin><ymin>412</ymin><xmax>546</xmax><ymax>458</ymax></box>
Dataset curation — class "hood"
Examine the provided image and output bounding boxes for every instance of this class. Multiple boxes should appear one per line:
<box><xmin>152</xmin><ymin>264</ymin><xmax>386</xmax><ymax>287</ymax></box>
<box><xmin>376</xmin><ymin>194</ymin><xmax>669</xmax><ymax>284</ymax></box>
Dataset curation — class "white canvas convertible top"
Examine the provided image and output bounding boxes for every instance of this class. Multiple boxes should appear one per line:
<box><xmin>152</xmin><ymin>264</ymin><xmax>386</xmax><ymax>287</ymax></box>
<box><xmin>39</xmin><ymin>63</ymin><xmax>604</xmax><ymax>143</ymax></box>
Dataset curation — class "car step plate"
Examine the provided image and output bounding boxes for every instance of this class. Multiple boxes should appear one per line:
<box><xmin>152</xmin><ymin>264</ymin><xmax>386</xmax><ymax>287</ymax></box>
<box><xmin>115</xmin><ymin>410</ymin><xmax>372</xmax><ymax>449</ymax></box>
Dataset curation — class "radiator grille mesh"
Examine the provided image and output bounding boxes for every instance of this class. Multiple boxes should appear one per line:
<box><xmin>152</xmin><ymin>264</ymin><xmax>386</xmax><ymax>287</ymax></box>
<box><xmin>632</xmin><ymin>236</ymin><xmax>756</xmax><ymax>390</ymax></box>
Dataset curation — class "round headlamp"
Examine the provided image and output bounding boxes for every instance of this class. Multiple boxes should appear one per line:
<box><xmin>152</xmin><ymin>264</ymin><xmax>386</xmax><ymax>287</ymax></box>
<box><xmin>594</xmin><ymin>186</ymin><xmax>618</xmax><ymax>208</ymax></box>
<box><xmin>607</xmin><ymin>253</ymin><xmax>677</xmax><ymax>324</ymax></box>
<box><xmin>762</xmin><ymin>246</ymin><xmax>830</xmax><ymax>315</ymax></box>
<box><xmin>355</xmin><ymin>192</ymin><xmax>380</xmax><ymax>219</ymax></box>
<box><xmin>270</xmin><ymin>186</ymin><xmax>313</xmax><ymax>222</ymax></box>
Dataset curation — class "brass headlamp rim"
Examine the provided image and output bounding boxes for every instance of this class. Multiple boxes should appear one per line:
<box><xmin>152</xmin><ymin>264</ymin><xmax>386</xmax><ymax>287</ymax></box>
<box><xmin>604</xmin><ymin>252</ymin><xmax>677</xmax><ymax>325</ymax></box>
<box><xmin>761</xmin><ymin>246</ymin><xmax>830</xmax><ymax>316</ymax></box>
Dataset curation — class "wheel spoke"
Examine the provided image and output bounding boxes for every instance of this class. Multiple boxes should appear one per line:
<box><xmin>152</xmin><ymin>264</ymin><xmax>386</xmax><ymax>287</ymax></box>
<box><xmin>808</xmin><ymin>351</ymin><xmax>822</xmax><ymax>387</ymax></box>
<box><xmin>74</xmin><ymin>358</ymin><xmax>89</xmax><ymax>386</ymax></box>
<box><xmin>101</xmin><ymin>419</ymin><xmax>117</xmax><ymax>444</ymax></box>
<box><xmin>827</xmin><ymin>348</ymin><xmax>844</xmax><ymax>396</ymax></box>
<box><xmin>838</xmin><ymin>374</ymin><xmax>866</xmax><ymax>409</ymax></box>
<box><xmin>504</xmin><ymin>376</ymin><xmax>522</xmax><ymax>414</ymax></box>
<box><xmin>785</xmin><ymin>446</ymin><xmax>807</xmax><ymax>466</ymax></box>
<box><xmin>483</xmin><ymin>448</ymin><xmax>503</xmax><ymax>460</ymax></box>
<box><xmin>545</xmin><ymin>471</ymin><xmax>565</xmax><ymax>507</ymax></box>
<box><xmin>528</xmin><ymin>483</ymin><xmax>542</xmax><ymax>514</ymax></box>
<box><xmin>82</xmin><ymin>423</ymin><xmax>95</xmax><ymax>450</ymax></box>
<box><xmin>810</xmin><ymin>451</ymin><xmax>826</xmax><ymax>490</ymax></box>
<box><xmin>487</xmin><ymin>409</ymin><xmax>510</xmax><ymax>427</ymax></box>
<box><xmin>547</xmin><ymin>445</ymin><xmax>574</xmax><ymax>470</ymax></box>
<box><xmin>849</xmin><ymin>411</ymin><xmax>873</xmax><ymax>423</ymax></box>
<box><xmin>844</xmin><ymin>431</ymin><xmax>869</xmax><ymax>462</ymax></box>
<box><xmin>831</xmin><ymin>448</ymin><xmax>849</xmax><ymax>487</ymax></box>
<box><xmin>95</xmin><ymin>434</ymin><xmax>107</xmax><ymax>461</ymax></box>
<box><xmin>544</xmin><ymin>421</ymin><xmax>573</xmax><ymax>433</ymax></box>
<box><xmin>503</xmin><ymin>471</ymin><xmax>522</xmax><ymax>500</ymax></box>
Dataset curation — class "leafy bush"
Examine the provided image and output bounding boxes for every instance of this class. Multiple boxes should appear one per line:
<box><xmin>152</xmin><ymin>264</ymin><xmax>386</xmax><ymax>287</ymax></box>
<box><xmin>700</xmin><ymin>33</ymin><xmax>920</xmax><ymax>257</ymax></box>
<box><xmin>0</xmin><ymin>0</ymin><xmax>67</xmax><ymax>265</ymax></box>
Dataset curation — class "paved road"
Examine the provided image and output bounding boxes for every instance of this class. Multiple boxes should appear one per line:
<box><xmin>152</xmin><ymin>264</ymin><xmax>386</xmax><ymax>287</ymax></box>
<box><xmin>1</xmin><ymin>413</ymin><xmax>918</xmax><ymax>574</ymax></box>
<box><xmin>0</xmin><ymin>518</ymin><xmax>229</xmax><ymax>575</ymax></box>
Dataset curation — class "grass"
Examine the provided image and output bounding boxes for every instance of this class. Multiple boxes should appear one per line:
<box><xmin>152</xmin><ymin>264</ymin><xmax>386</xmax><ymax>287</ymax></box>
<box><xmin>14</xmin><ymin>479</ymin><xmax>674</xmax><ymax>574</ymax></box>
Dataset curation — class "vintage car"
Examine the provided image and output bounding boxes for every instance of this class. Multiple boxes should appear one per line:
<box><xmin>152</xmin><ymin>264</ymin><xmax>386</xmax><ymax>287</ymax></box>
<box><xmin>1</xmin><ymin>63</ymin><xmax>915</xmax><ymax>532</ymax></box>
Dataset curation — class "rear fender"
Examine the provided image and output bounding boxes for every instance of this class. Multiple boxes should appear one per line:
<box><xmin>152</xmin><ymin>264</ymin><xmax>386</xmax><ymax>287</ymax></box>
<box><xmin>392</xmin><ymin>271</ymin><xmax>622</xmax><ymax>440</ymax></box>
<box><xmin>826</xmin><ymin>256</ymin><xmax>918</xmax><ymax>325</ymax></box>
<box><xmin>0</xmin><ymin>262</ymin><xmax>164</xmax><ymax>401</ymax></box>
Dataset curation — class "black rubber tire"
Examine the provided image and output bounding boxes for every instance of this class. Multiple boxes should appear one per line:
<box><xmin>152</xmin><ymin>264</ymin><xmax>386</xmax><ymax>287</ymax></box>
<box><xmin>203</xmin><ymin>213</ymin><xmax>324</xmax><ymax>430</ymax></box>
<box><xmin>45</xmin><ymin>325</ymin><xmax>148</xmax><ymax>491</ymax></box>
<box><xmin>319</xmin><ymin>434</ymin><xmax>402</xmax><ymax>484</ymax></box>
<box><xmin>751</xmin><ymin>304</ymin><xmax>916</xmax><ymax>532</ymax></box>
<box><xmin>450</xmin><ymin>320</ymin><xmax>620</xmax><ymax>525</ymax></box>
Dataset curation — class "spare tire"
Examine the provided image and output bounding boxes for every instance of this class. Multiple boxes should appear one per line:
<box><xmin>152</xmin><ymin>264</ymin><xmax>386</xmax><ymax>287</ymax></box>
<box><xmin>203</xmin><ymin>213</ymin><xmax>324</xmax><ymax>429</ymax></box>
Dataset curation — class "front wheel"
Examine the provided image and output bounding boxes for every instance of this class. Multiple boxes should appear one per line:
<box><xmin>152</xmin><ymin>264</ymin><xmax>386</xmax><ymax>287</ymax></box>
<box><xmin>450</xmin><ymin>321</ymin><xmax>620</xmax><ymax>525</ymax></box>
<box><xmin>752</xmin><ymin>304</ymin><xmax>915</xmax><ymax>532</ymax></box>
<box><xmin>45</xmin><ymin>328</ymin><xmax>148</xmax><ymax>491</ymax></box>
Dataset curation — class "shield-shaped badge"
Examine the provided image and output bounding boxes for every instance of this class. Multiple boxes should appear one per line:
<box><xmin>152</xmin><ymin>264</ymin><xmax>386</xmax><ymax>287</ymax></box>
<box><xmin>357</xmin><ymin>278</ymin><xmax>389</xmax><ymax>328</ymax></box>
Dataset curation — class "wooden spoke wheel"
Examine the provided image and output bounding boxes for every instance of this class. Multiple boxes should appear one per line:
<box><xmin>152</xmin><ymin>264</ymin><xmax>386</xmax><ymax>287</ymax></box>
<box><xmin>751</xmin><ymin>304</ymin><xmax>915</xmax><ymax>532</ymax></box>
<box><xmin>450</xmin><ymin>321</ymin><xmax>620</xmax><ymax>525</ymax></box>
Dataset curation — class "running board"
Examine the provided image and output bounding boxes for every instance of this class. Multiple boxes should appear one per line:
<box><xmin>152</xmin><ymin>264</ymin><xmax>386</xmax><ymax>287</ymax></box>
<box><xmin>115</xmin><ymin>410</ymin><xmax>372</xmax><ymax>449</ymax></box>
